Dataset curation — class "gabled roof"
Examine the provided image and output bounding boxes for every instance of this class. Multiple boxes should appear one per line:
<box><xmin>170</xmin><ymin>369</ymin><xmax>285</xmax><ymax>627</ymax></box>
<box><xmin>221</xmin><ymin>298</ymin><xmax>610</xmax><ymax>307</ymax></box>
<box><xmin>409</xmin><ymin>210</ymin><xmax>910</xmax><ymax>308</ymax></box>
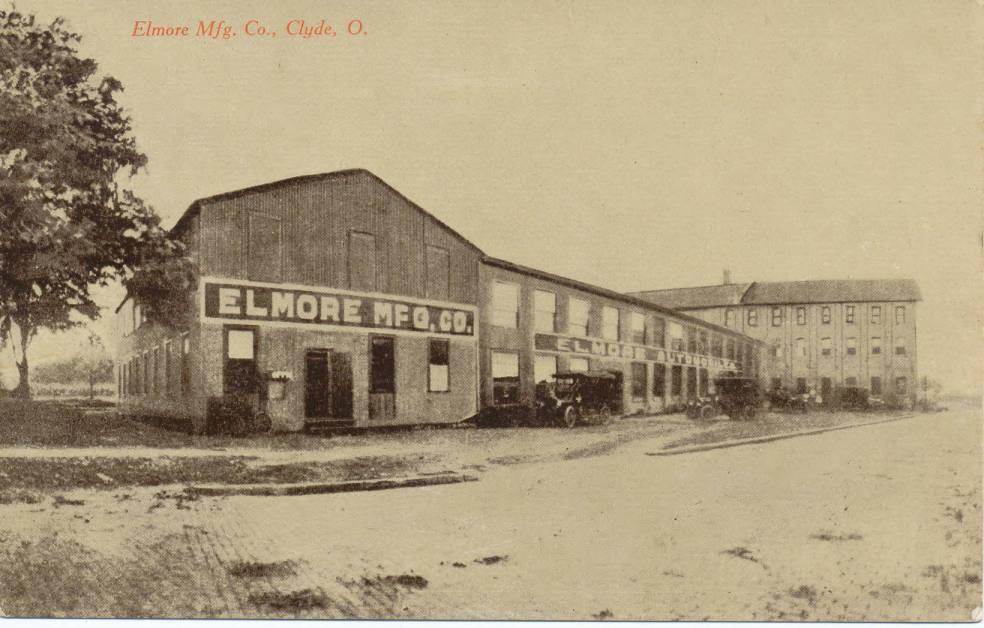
<box><xmin>742</xmin><ymin>279</ymin><xmax>922</xmax><ymax>305</ymax></box>
<box><xmin>628</xmin><ymin>283</ymin><xmax>752</xmax><ymax>309</ymax></box>
<box><xmin>170</xmin><ymin>168</ymin><xmax>485</xmax><ymax>255</ymax></box>
<box><xmin>629</xmin><ymin>278</ymin><xmax>921</xmax><ymax>310</ymax></box>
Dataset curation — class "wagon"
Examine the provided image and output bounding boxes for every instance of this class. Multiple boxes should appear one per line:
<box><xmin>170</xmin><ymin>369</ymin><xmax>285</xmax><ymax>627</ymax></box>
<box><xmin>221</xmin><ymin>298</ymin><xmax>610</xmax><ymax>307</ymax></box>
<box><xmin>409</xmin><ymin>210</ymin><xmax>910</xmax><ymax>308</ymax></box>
<box><xmin>535</xmin><ymin>371</ymin><xmax>621</xmax><ymax>428</ymax></box>
<box><xmin>713</xmin><ymin>375</ymin><xmax>762</xmax><ymax>420</ymax></box>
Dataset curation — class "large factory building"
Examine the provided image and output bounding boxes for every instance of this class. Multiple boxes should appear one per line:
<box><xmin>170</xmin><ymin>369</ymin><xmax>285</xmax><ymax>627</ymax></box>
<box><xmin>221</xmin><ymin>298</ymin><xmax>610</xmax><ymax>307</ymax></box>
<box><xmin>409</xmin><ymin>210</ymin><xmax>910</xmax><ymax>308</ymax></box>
<box><xmin>630</xmin><ymin>275</ymin><xmax>921</xmax><ymax>405</ymax></box>
<box><xmin>114</xmin><ymin>170</ymin><xmax>762</xmax><ymax>432</ymax></box>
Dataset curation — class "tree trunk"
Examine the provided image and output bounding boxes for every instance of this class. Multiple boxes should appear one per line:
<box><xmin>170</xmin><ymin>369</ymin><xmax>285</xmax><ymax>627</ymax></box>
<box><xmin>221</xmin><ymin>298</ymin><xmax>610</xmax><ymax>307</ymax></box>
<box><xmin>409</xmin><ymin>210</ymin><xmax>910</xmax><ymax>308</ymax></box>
<box><xmin>12</xmin><ymin>323</ymin><xmax>32</xmax><ymax>400</ymax></box>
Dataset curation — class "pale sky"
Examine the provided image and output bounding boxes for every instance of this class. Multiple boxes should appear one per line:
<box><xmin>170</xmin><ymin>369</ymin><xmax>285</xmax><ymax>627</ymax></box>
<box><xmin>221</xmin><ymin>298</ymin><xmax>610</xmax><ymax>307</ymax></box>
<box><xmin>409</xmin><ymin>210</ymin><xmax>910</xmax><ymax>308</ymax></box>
<box><xmin>6</xmin><ymin>0</ymin><xmax>982</xmax><ymax>394</ymax></box>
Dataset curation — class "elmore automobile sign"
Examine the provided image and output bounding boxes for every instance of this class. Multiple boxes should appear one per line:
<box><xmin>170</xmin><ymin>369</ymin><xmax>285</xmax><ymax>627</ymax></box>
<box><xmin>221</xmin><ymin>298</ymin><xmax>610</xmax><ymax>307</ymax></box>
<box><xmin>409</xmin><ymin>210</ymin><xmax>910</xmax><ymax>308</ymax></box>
<box><xmin>202</xmin><ymin>280</ymin><xmax>475</xmax><ymax>336</ymax></box>
<box><xmin>534</xmin><ymin>333</ymin><xmax>738</xmax><ymax>369</ymax></box>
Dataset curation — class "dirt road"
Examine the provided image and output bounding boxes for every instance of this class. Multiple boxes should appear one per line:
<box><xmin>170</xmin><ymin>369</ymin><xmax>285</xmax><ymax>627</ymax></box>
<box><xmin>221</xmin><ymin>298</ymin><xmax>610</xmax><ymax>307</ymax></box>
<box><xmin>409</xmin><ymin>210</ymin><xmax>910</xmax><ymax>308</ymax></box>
<box><xmin>0</xmin><ymin>403</ymin><xmax>979</xmax><ymax>619</ymax></box>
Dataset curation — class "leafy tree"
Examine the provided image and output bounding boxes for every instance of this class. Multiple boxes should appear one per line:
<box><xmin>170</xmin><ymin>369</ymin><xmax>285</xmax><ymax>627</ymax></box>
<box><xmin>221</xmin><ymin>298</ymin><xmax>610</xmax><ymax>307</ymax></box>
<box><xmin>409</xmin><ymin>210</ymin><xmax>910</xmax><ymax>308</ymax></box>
<box><xmin>0</xmin><ymin>9</ymin><xmax>188</xmax><ymax>397</ymax></box>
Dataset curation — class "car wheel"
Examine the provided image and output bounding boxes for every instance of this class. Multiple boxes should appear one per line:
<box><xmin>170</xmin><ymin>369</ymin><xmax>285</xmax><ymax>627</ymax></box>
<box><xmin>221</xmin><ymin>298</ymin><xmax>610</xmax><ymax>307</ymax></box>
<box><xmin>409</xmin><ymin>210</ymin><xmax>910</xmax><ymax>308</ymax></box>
<box><xmin>599</xmin><ymin>404</ymin><xmax>612</xmax><ymax>425</ymax></box>
<box><xmin>561</xmin><ymin>405</ymin><xmax>578</xmax><ymax>429</ymax></box>
<box><xmin>699</xmin><ymin>405</ymin><xmax>715</xmax><ymax>420</ymax></box>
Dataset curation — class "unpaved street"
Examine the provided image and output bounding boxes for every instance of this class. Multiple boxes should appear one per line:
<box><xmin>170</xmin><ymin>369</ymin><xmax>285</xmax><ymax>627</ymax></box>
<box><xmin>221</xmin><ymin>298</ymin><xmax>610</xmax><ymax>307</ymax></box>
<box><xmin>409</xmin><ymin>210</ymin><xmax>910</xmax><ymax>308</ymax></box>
<box><xmin>0</xmin><ymin>403</ymin><xmax>979</xmax><ymax>620</ymax></box>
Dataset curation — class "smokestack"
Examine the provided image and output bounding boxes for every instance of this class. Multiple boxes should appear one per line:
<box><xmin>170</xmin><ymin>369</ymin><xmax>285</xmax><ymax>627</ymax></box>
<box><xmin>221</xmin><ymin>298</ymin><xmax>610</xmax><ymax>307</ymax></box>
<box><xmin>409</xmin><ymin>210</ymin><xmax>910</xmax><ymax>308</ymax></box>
<box><xmin>722</xmin><ymin>269</ymin><xmax>732</xmax><ymax>285</ymax></box>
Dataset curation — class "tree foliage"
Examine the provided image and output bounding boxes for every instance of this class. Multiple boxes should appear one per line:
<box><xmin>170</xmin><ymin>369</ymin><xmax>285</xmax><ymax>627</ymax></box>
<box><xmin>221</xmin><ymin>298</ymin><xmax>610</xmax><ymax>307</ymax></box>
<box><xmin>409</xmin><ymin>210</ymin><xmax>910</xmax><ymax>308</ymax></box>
<box><xmin>0</xmin><ymin>9</ymin><xmax>188</xmax><ymax>397</ymax></box>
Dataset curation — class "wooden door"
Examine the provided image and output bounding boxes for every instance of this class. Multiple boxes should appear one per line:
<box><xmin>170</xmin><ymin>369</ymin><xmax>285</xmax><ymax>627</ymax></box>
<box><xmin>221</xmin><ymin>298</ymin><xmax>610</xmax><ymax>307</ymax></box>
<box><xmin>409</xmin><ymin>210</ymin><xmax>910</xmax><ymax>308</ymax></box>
<box><xmin>304</xmin><ymin>350</ymin><xmax>332</xmax><ymax>419</ymax></box>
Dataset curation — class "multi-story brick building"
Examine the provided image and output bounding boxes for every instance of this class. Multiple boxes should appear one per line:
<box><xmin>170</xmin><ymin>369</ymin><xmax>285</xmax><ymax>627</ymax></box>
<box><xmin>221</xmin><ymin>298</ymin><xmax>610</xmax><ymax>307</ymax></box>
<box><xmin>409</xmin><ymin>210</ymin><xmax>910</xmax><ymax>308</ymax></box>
<box><xmin>630</xmin><ymin>276</ymin><xmax>921</xmax><ymax>405</ymax></box>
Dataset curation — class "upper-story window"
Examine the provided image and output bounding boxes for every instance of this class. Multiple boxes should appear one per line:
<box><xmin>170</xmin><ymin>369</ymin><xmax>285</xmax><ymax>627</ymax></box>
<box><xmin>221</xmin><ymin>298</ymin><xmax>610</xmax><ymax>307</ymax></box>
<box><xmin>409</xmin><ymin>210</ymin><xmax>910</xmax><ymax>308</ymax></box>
<box><xmin>846</xmin><ymin>336</ymin><xmax>857</xmax><ymax>355</ymax></box>
<box><xmin>651</xmin><ymin>317</ymin><xmax>665</xmax><ymax>348</ymax></box>
<box><xmin>870</xmin><ymin>305</ymin><xmax>881</xmax><ymax>325</ymax></box>
<box><xmin>534</xmin><ymin>290</ymin><xmax>557</xmax><ymax>333</ymax></box>
<box><xmin>601</xmin><ymin>306</ymin><xmax>620</xmax><ymax>341</ymax></box>
<box><xmin>668</xmin><ymin>321</ymin><xmax>684</xmax><ymax>352</ymax></box>
<box><xmin>894</xmin><ymin>337</ymin><xmax>906</xmax><ymax>355</ymax></box>
<box><xmin>698</xmin><ymin>331</ymin><xmax>709</xmax><ymax>355</ymax></box>
<box><xmin>629</xmin><ymin>312</ymin><xmax>646</xmax><ymax>345</ymax></box>
<box><xmin>746</xmin><ymin>308</ymin><xmax>758</xmax><ymax>327</ymax></box>
<box><xmin>871</xmin><ymin>336</ymin><xmax>882</xmax><ymax>354</ymax></box>
<box><xmin>569</xmin><ymin>298</ymin><xmax>590</xmax><ymax>337</ymax></box>
<box><xmin>771</xmin><ymin>307</ymin><xmax>783</xmax><ymax>326</ymax></box>
<box><xmin>725</xmin><ymin>308</ymin><xmax>736</xmax><ymax>327</ymax></box>
<box><xmin>425</xmin><ymin>245</ymin><xmax>450</xmax><ymax>300</ymax></box>
<box><xmin>492</xmin><ymin>281</ymin><xmax>520</xmax><ymax>328</ymax></box>
<box><xmin>795</xmin><ymin>337</ymin><xmax>807</xmax><ymax>357</ymax></box>
<box><xmin>686</xmin><ymin>328</ymin><xmax>698</xmax><ymax>354</ymax></box>
<box><xmin>711</xmin><ymin>335</ymin><xmax>723</xmax><ymax>357</ymax></box>
<box><xmin>349</xmin><ymin>231</ymin><xmax>376</xmax><ymax>292</ymax></box>
<box><xmin>845</xmin><ymin>305</ymin><xmax>855</xmax><ymax>324</ymax></box>
<box><xmin>821</xmin><ymin>306</ymin><xmax>831</xmax><ymax>324</ymax></box>
<box><xmin>796</xmin><ymin>307</ymin><xmax>806</xmax><ymax>325</ymax></box>
<box><xmin>820</xmin><ymin>337</ymin><xmax>832</xmax><ymax>356</ymax></box>
<box><xmin>726</xmin><ymin>339</ymin><xmax>736</xmax><ymax>360</ymax></box>
<box><xmin>248</xmin><ymin>212</ymin><xmax>283</xmax><ymax>283</ymax></box>
<box><xmin>895</xmin><ymin>306</ymin><xmax>905</xmax><ymax>325</ymax></box>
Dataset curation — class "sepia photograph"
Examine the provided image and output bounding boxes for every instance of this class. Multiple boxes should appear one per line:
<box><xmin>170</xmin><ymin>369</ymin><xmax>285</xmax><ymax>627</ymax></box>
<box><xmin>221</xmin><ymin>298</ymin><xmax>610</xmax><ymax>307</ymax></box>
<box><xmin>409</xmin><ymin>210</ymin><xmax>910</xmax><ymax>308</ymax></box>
<box><xmin>0</xmin><ymin>0</ymin><xmax>981</xmax><ymax>621</ymax></box>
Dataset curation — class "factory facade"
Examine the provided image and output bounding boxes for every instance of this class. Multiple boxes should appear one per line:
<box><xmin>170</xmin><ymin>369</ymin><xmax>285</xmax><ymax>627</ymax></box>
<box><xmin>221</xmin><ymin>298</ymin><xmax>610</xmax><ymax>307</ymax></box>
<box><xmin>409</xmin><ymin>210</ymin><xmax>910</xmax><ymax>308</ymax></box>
<box><xmin>114</xmin><ymin>170</ymin><xmax>761</xmax><ymax>432</ymax></box>
<box><xmin>630</xmin><ymin>275</ymin><xmax>921</xmax><ymax>405</ymax></box>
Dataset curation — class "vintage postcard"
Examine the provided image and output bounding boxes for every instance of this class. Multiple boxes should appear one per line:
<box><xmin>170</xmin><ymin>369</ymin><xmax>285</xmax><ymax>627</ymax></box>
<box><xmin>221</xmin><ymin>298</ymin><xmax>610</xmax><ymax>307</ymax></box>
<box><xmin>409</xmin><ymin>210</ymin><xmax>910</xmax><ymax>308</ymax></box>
<box><xmin>0</xmin><ymin>0</ymin><xmax>980</xmax><ymax>621</ymax></box>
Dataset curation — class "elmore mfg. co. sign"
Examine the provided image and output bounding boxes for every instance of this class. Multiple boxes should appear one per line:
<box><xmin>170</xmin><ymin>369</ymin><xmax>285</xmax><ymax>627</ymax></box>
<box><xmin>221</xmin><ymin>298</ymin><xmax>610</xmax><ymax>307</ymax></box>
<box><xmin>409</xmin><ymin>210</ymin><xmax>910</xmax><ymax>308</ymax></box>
<box><xmin>534</xmin><ymin>333</ymin><xmax>738</xmax><ymax>370</ymax></box>
<box><xmin>202</xmin><ymin>281</ymin><xmax>475</xmax><ymax>336</ymax></box>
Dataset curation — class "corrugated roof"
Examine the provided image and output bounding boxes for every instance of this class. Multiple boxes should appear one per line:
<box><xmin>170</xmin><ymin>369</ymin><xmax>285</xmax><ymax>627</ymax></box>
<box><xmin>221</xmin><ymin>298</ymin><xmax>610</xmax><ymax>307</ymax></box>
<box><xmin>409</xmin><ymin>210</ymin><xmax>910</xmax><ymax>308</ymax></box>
<box><xmin>629</xmin><ymin>283</ymin><xmax>752</xmax><ymax>309</ymax></box>
<box><xmin>742</xmin><ymin>279</ymin><xmax>922</xmax><ymax>305</ymax></box>
<box><xmin>629</xmin><ymin>278</ymin><xmax>921</xmax><ymax>309</ymax></box>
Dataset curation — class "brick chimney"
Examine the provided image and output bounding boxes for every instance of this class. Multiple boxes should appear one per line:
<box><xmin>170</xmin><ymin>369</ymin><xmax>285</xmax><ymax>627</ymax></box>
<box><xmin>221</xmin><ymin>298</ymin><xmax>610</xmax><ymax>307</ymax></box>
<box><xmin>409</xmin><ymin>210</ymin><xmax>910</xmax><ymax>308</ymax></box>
<box><xmin>722</xmin><ymin>269</ymin><xmax>732</xmax><ymax>285</ymax></box>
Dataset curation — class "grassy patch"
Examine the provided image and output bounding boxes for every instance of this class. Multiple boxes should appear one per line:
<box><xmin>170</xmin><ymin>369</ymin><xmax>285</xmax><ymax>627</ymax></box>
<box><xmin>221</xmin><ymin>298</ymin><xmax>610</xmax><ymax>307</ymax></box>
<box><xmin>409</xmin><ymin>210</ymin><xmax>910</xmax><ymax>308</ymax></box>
<box><xmin>228</xmin><ymin>560</ymin><xmax>297</xmax><ymax>578</ymax></box>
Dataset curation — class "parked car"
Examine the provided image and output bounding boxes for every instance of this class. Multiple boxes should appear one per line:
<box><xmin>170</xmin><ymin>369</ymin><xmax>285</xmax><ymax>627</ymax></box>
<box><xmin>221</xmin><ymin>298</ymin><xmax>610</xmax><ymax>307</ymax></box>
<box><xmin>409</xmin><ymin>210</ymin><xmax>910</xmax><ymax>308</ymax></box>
<box><xmin>714</xmin><ymin>375</ymin><xmax>762</xmax><ymax>420</ymax></box>
<box><xmin>535</xmin><ymin>371</ymin><xmax>621</xmax><ymax>428</ymax></box>
<box><xmin>685</xmin><ymin>395</ymin><xmax>718</xmax><ymax>420</ymax></box>
<box><xmin>767</xmin><ymin>386</ymin><xmax>809</xmax><ymax>413</ymax></box>
<box><xmin>838</xmin><ymin>386</ymin><xmax>877</xmax><ymax>411</ymax></box>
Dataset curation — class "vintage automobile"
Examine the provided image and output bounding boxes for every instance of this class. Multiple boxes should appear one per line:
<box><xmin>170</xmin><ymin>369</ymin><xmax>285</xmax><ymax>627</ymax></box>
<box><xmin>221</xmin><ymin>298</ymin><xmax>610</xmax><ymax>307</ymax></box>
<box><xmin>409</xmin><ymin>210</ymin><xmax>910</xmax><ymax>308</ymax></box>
<box><xmin>714</xmin><ymin>375</ymin><xmax>762</xmax><ymax>420</ymax></box>
<box><xmin>685</xmin><ymin>395</ymin><xmax>718</xmax><ymax>420</ymax></box>
<box><xmin>766</xmin><ymin>386</ymin><xmax>809</xmax><ymax>413</ymax></box>
<box><xmin>838</xmin><ymin>386</ymin><xmax>886</xmax><ymax>411</ymax></box>
<box><xmin>535</xmin><ymin>371</ymin><xmax>621</xmax><ymax>428</ymax></box>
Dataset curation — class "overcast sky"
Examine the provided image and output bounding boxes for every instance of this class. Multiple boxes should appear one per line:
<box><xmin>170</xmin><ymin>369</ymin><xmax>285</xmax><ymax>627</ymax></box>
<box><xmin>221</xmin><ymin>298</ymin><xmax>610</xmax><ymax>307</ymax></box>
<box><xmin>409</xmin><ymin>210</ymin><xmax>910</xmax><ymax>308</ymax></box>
<box><xmin>6</xmin><ymin>0</ymin><xmax>982</xmax><ymax>394</ymax></box>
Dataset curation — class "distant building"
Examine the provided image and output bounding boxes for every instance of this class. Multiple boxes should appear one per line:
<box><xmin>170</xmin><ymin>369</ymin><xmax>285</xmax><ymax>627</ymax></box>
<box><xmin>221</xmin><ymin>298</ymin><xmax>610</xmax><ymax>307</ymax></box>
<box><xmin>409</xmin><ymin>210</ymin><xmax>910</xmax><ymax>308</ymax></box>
<box><xmin>629</xmin><ymin>275</ymin><xmax>921</xmax><ymax>405</ymax></box>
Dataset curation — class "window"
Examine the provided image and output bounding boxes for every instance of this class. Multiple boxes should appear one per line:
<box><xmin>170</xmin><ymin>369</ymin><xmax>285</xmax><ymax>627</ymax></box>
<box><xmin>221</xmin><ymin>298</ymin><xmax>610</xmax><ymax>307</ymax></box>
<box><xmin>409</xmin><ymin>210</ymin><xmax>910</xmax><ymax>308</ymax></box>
<box><xmin>686</xmin><ymin>367</ymin><xmax>697</xmax><ymax>397</ymax></box>
<box><xmin>698</xmin><ymin>332</ymin><xmax>709</xmax><ymax>356</ymax></box>
<box><xmin>426</xmin><ymin>246</ymin><xmax>450</xmax><ymax>300</ymax></box>
<box><xmin>895</xmin><ymin>306</ymin><xmax>905</xmax><ymax>325</ymax></box>
<box><xmin>631</xmin><ymin>362</ymin><xmax>647</xmax><ymax>400</ymax></box>
<box><xmin>773</xmin><ymin>342</ymin><xmax>783</xmax><ymax>358</ymax></box>
<box><xmin>533</xmin><ymin>354</ymin><xmax>557</xmax><ymax>385</ymax></box>
<box><xmin>846</xmin><ymin>337</ymin><xmax>857</xmax><ymax>355</ymax></box>
<box><xmin>870</xmin><ymin>305</ymin><xmax>881</xmax><ymax>325</ymax></box>
<box><xmin>726</xmin><ymin>339</ymin><xmax>736</xmax><ymax>360</ymax></box>
<box><xmin>428</xmin><ymin>340</ymin><xmax>450</xmax><ymax>392</ymax></box>
<box><xmin>651</xmin><ymin>317</ymin><xmax>665</xmax><ymax>348</ymax></box>
<box><xmin>894</xmin><ymin>337</ymin><xmax>906</xmax><ymax>355</ymax></box>
<box><xmin>711</xmin><ymin>335</ymin><xmax>723</xmax><ymax>357</ymax></box>
<box><xmin>349</xmin><ymin>231</ymin><xmax>376</xmax><ymax>291</ymax></box>
<box><xmin>670</xmin><ymin>365</ymin><xmax>683</xmax><ymax>395</ymax></box>
<box><xmin>846</xmin><ymin>376</ymin><xmax>857</xmax><ymax>386</ymax></box>
<box><xmin>180</xmin><ymin>334</ymin><xmax>191</xmax><ymax>395</ymax></box>
<box><xmin>895</xmin><ymin>377</ymin><xmax>907</xmax><ymax>395</ymax></box>
<box><xmin>370</xmin><ymin>336</ymin><xmax>395</xmax><ymax>393</ymax></box>
<box><xmin>568</xmin><ymin>357</ymin><xmax>589</xmax><ymax>372</ymax></box>
<box><xmin>492</xmin><ymin>281</ymin><xmax>520</xmax><ymax>328</ymax></box>
<box><xmin>796</xmin><ymin>378</ymin><xmax>807</xmax><ymax>394</ymax></box>
<box><xmin>725</xmin><ymin>308</ymin><xmax>736</xmax><ymax>327</ymax></box>
<box><xmin>770</xmin><ymin>377</ymin><xmax>782</xmax><ymax>390</ymax></box>
<box><xmin>668</xmin><ymin>322</ymin><xmax>684</xmax><ymax>352</ymax></box>
<box><xmin>698</xmin><ymin>368</ymin><xmax>709</xmax><ymax>396</ymax></box>
<box><xmin>820</xmin><ymin>337</ymin><xmax>832</xmax><ymax>356</ymax></box>
<box><xmin>491</xmin><ymin>351</ymin><xmax>520</xmax><ymax>405</ymax></box>
<box><xmin>795</xmin><ymin>337</ymin><xmax>807</xmax><ymax>358</ymax></box>
<box><xmin>629</xmin><ymin>312</ymin><xmax>646</xmax><ymax>345</ymax></box>
<box><xmin>871</xmin><ymin>376</ymin><xmax>882</xmax><ymax>396</ymax></box>
<box><xmin>534</xmin><ymin>290</ymin><xmax>558</xmax><ymax>333</ymax></box>
<box><xmin>568</xmin><ymin>298</ymin><xmax>590</xmax><ymax>337</ymax></box>
<box><xmin>796</xmin><ymin>307</ymin><xmax>806</xmax><ymax>325</ymax></box>
<box><xmin>601</xmin><ymin>306</ymin><xmax>620</xmax><ymax>341</ymax></box>
<box><xmin>652</xmin><ymin>364</ymin><xmax>666</xmax><ymax>397</ymax></box>
<box><xmin>821</xmin><ymin>306</ymin><xmax>831</xmax><ymax>324</ymax></box>
<box><xmin>746</xmin><ymin>308</ymin><xmax>758</xmax><ymax>327</ymax></box>
<box><xmin>871</xmin><ymin>336</ymin><xmax>881</xmax><ymax>355</ymax></box>
<box><xmin>686</xmin><ymin>328</ymin><xmax>697</xmax><ymax>354</ymax></box>
<box><xmin>771</xmin><ymin>307</ymin><xmax>782</xmax><ymax>326</ymax></box>
<box><xmin>845</xmin><ymin>305</ymin><xmax>855</xmax><ymax>324</ymax></box>
<box><xmin>247</xmin><ymin>212</ymin><xmax>283</xmax><ymax>282</ymax></box>
<box><xmin>227</xmin><ymin>329</ymin><xmax>255</xmax><ymax>359</ymax></box>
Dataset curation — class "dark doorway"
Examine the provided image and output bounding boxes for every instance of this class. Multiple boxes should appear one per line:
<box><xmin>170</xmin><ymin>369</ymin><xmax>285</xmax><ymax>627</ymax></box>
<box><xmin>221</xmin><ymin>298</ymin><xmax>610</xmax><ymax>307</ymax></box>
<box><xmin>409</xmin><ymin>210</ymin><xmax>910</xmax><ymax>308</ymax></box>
<box><xmin>821</xmin><ymin>377</ymin><xmax>832</xmax><ymax>404</ymax></box>
<box><xmin>305</xmin><ymin>350</ymin><xmax>332</xmax><ymax>419</ymax></box>
<box><xmin>224</xmin><ymin>327</ymin><xmax>258</xmax><ymax>397</ymax></box>
<box><xmin>686</xmin><ymin>367</ymin><xmax>697</xmax><ymax>399</ymax></box>
<box><xmin>369</xmin><ymin>336</ymin><xmax>396</xmax><ymax>420</ymax></box>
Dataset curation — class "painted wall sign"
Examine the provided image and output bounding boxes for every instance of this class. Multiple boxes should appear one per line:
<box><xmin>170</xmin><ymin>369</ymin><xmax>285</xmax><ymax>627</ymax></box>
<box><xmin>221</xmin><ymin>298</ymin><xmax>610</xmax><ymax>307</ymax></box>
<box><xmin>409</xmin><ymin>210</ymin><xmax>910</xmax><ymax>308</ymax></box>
<box><xmin>203</xmin><ymin>281</ymin><xmax>475</xmax><ymax>336</ymax></box>
<box><xmin>534</xmin><ymin>333</ymin><xmax>739</xmax><ymax>370</ymax></box>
